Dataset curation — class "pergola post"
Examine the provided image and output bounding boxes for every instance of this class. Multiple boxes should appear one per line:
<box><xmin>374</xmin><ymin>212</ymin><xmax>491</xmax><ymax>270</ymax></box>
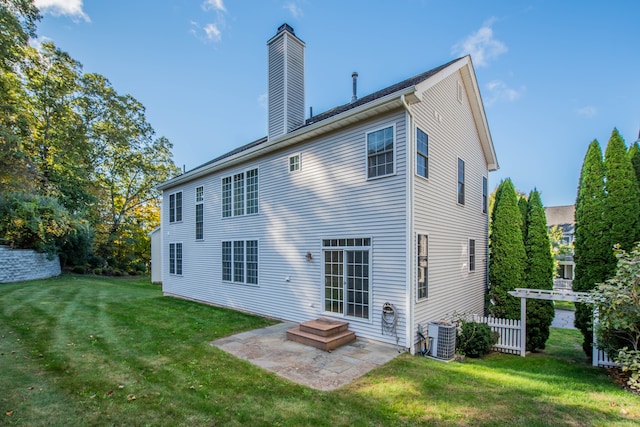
<box><xmin>520</xmin><ymin>296</ymin><xmax>527</xmax><ymax>357</ymax></box>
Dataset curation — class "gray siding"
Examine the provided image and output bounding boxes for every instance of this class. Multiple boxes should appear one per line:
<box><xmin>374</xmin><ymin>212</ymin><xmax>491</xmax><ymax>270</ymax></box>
<box><xmin>411</xmin><ymin>71</ymin><xmax>489</xmax><ymax>347</ymax></box>
<box><xmin>162</xmin><ymin>110</ymin><xmax>408</xmax><ymax>345</ymax></box>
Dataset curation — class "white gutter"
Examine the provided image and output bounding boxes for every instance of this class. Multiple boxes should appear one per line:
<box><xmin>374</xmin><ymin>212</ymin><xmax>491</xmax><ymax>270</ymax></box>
<box><xmin>157</xmin><ymin>86</ymin><xmax>418</xmax><ymax>191</ymax></box>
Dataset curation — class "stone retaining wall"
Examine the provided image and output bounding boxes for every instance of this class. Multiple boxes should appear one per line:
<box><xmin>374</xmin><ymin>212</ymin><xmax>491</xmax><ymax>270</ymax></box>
<box><xmin>0</xmin><ymin>245</ymin><xmax>61</xmax><ymax>283</ymax></box>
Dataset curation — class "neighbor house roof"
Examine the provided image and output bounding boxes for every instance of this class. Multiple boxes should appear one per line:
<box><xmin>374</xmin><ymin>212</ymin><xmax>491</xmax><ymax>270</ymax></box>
<box><xmin>157</xmin><ymin>56</ymin><xmax>497</xmax><ymax>191</ymax></box>
<box><xmin>545</xmin><ymin>205</ymin><xmax>575</xmax><ymax>227</ymax></box>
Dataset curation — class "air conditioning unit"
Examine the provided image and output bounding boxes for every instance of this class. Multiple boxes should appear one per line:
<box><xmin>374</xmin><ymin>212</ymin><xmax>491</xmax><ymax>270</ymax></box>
<box><xmin>428</xmin><ymin>322</ymin><xmax>456</xmax><ymax>360</ymax></box>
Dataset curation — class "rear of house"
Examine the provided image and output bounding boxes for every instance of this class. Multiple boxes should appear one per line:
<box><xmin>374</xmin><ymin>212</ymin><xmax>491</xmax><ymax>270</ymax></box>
<box><xmin>156</xmin><ymin>24</ymin><xmax>497</xmax><ymax>353</ymax></box>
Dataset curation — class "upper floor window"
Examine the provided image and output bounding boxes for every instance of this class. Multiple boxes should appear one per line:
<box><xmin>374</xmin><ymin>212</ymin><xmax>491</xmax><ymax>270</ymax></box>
<box><xmin>417</xmin><ymin>128</ymin><xmax>428</xmax><ymax>179</ymax></box>
<box><xmin>482</xmin><ymin>177</ymin><xmax>488</xmax><ymax>214</ymax></box>
<box><xmin>457</xmin><ymin>158</ymin><xmax>465</xmax><ymax>205</ymax></box>
<box><xmin>222</xmin><ymin>168</ymin><xmax>258</xmax><ymax>218</ymax></box>
<box><xmin>169</xmin><ymin>191</ymin><xmax>182</xmax><ymax>223</ymax></box>
<box><xmin>195</xmin><ymin>186</ymin><xmax>203</xmax><ymax>240</ymax></box>
<box><xmin>367</xmin><ymin>126</ymin><xmax>394</xmax><ymax>179</ymax></box>
<box><xmin>289</xmin><ymin>154</ymin><xmax>301</xmax><ymax>173</ymax></box>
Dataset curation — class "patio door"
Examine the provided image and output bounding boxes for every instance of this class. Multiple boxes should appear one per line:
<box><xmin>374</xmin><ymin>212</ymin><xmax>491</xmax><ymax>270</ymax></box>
<box><xmin>323</xmin><ymin>238</ymin><xmax>370</xmax><ymax>319</ymax></box>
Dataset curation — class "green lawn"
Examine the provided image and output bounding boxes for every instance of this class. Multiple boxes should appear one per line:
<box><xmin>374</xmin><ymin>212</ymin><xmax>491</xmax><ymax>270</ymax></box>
<box><xmin>1</xmin><ymin>275</ymin><xmax>638</xmax><ymax>426</ymax></box>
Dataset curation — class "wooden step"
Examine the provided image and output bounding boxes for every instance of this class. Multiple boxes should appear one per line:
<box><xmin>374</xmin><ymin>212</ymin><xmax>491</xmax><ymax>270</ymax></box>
<box><xmin>299</xmin><ymin>317</ymin><xmax>349</xmax><ymax>337</ymax></box>
<box><xmin>286</xmin><ymin>326</ymin><xmax>356</xmax><ymax>352</ymax></box>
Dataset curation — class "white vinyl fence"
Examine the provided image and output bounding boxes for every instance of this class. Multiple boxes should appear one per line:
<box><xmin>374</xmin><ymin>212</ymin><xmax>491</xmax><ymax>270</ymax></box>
<box><xmin>473</xmin><ymin>315</ymin><xmax>522</xmax><ymax>356</ymax></box>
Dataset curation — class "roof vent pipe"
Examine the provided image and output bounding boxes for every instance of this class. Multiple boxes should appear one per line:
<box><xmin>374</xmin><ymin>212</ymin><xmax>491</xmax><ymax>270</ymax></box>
<box><xmin>351</xmin><ymin>72</ymin><xmax>358</xmax><ymax>103</ymax></box>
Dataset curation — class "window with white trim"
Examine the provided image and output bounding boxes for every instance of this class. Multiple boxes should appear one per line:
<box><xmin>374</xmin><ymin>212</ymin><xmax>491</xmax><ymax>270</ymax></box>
<box><xmin>482</xmin><ymin>177</ymin><xmax>488</xmax><ymax>214</ymax></box>
<box><xmin>222</xmin><ymin>168</ymin><xmax>258</xmax><ymax>218</ymax></box>
<box><xmin>417</xmin><ymin>234</ymin><xmax>428</xmax><ymax>299</ymax></box>
<box><xmin>323</xmin><ymin>238</ymin><xmax>371</xmax><ymax>319</ymax></box>
<box><xmin>417</xmin><ymin>128</ymin><xmax>428</xmax><ymax>178</ymax></box>
<box><xmin>457</xmin><ymin>158</ymin><xmax>465</xmax><ymax>205</ymax></box>
<box><xmin>195</xmin><ymin>186</ymin><xmax>203</xmax><ymax>240</ymax></box>
<box><xmin>367</xmin><ymin>126</ymin><xmax>394</xmax><ymax>178</ymax></box>
<box><xmin>469</xmin><ymin>239</ymin><xmax>476</xmax><ymax>272</ymax></box>
<box><xmin>169</xmin><ymin>242</ymin><xmax>182</xmax><ymax>275</ymax></box>
<box><xmin>222</xmin><ymin>240</ymin><xmax>258</xmax><ymax>285</ymax></box>
<box><xmin>169</xmin><ymin>191</ymin><xmax>182</xmax><ymax>223</ymax></box>
<box><xmin>289</xmin><ymin>154</ymin><xmax>300</xmax><ymax>172</ymax></box>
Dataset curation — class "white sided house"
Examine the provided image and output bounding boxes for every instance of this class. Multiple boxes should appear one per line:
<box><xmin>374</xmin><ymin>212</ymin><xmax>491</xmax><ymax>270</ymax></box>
<box><xmin>157</xmin><ymin>24</ymin><xmax>498</xmax><ymax>354</ymax></box>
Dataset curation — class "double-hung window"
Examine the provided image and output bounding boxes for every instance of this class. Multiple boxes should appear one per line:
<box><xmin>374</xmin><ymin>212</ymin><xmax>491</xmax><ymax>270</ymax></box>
<box><xmin>367</xmin><ymin>126</ymin><xmax>394</xmax><ymax>178</ymax></box>
<box><xmin>417</xmin><ymin>234</ymin><xmax>428</xmax><ymax>299</ymax></box>
<box><xmin>457</xmin><ymin>158</ymin><xmax>465</xmax><ymax>205</ymax></box>
<box><xmin>169</xmin><ymin>242</ymin><xmax>182</xmax><ymax>275</ymax></box>
<box><xmin>222</xmin><ymin>240</ymin><xmax>258</xmax><ymax>285</ymax></box>
<box><xmin>469</xmin><ymin>239</ymin><xmax>476</xmax><ymax>272</ymax></box>
<box><xmin>323</xmin><ymin>238</ymin><xmax>371</xmax><ymax>319</ymax></box>
<box><xmin>169</xmin><ymin>191</ymin><xmax>182</xmax><ymax>223</ymax></box>
<box><xmin>222</xmin><ymin>168</ymin><xmax>258</xmax><ymax>217</ymax></box>
<box><xmin>416</xmin><ymin>128</ymin><xmax>428</xmax><ymax>178</ymax></box>
<box><xmin>195</xmin><ymin>186</ymin><xmax>203</xmax><ymax>240</ymax></box>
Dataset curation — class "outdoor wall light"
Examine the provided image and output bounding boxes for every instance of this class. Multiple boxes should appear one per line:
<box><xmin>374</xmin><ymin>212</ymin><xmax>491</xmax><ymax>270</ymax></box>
<box><xmin>305</xmin><ymin>251</ymin><xmax>313</xmax><ymax>261</ymax></box>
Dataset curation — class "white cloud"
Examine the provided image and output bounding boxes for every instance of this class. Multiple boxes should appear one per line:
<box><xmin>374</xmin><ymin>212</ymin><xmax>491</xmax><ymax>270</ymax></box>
<box><xmin>257</xmin><ymin>93</ymin><xmax>268</xmax><ymax>109</ymax></box>
<box><xmin>452</xmin><ymin>19</ymin><xmax>507</xmax><ymax>67</ymax></box>
<box><xmin>34</xmin><ymin>0</ymin><xmax>90</xmax><ymax>22</ymax></box>
<box><xmin>577</xmin><ymin>106</ymin><xmax>597</xmax><ymax>118</ymax></box>
<box><xmin>202</xmin><ymin>0</ymin><xmax>226</xmax><ymax>12</ymax></box>
<box><xmin>204</xmin><ymin>23</ymin><xmax>222</xmax><ymax>42</ymax></box>
<box><xmin>484</xmin><ymin>80</ymin><xmax>524</xmax><ymax>106</ymax></box>
<box><xmin>284</xmin><ymin>2</ymin><xmax>303</xmax><ymax>18</ymax></box>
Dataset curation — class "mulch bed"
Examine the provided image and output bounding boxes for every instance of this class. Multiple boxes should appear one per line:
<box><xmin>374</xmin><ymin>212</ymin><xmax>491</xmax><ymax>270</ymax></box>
<box><xmin>606</xmin><ymin>367</ymin><xmax>640</xmax><ymax>395</ymax></box>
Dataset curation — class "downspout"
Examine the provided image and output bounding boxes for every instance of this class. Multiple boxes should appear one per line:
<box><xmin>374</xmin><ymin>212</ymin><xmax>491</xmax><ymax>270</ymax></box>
<box><xmin>401</xmin><ymin>94</ymin><xmax>415</xmax><ymax>354</ymax></box>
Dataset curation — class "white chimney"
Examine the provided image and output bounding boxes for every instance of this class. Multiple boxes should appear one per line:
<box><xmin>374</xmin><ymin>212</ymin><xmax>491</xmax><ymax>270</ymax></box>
<box><xmin>267</xmin><ymin>24</ymin><xmax>305</xmax><ymax>140</ymax></box>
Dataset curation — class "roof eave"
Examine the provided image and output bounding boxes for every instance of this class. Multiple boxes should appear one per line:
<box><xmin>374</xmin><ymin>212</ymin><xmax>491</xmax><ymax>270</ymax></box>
<box><xmin>157</xmin><ymin>86</ymin><xmax>416</xmax><ymax>191</ymax></box>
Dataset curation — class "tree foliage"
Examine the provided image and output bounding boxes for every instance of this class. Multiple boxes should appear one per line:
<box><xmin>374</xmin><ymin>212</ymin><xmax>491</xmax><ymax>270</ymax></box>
<box><xmin>488</xmin><ymin>178</ymin><xmax>526</xmax><ymax>319</ymax></box>
<box><xmin>0</xmin><ymin>1</ymin><xmax>178</xmax><ymax>272</ymax></box>
<box><xmin>574</xmin><ymin>139</ymin><xmax>608</xmax><ymax>357</ymax></box>
<box><xmin>523</xmin><ymin>189</ymin><xmax>555</xmax><ymax>351</ymax></box>
<box><xmin>592</xmin><ymin>243</ymin><xmax>640</xmax><ymax>391</ymax></box>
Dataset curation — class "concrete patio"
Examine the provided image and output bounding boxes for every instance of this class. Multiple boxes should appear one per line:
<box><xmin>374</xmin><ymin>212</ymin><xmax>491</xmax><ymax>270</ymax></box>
<box><xmin>211</xmin><ymin>322</ymin><xmax>403</xmax><ymax>391</ymax></box>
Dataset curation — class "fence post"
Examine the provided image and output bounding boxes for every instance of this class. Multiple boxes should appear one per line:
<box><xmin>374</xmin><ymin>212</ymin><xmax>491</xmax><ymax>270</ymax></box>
<box><xmin>520</xmin><ymin>297</ymin><xmax>526</xmax><ymax>357</ymax></box>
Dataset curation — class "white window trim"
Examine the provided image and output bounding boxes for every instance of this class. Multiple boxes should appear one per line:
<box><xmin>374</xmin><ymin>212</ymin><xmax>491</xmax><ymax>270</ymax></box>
<box><xmin>169</xmin><ymin>241</ymin><xmax>183</xmax><ymax>276</ymax></box>
<box><xmin>221</xmin><ymin>167</ymin><xmax>259</xmax><ymax>219</ymax></box>
<box><xmin>482</xmin><ymin>176</ymin><xmax>488</xmax><ymax>214</ymax></box>
<box><xmin>221</xmin><ymin>238</ymin><xmax>260</xmax><ymax>287</ymax></box>
<box><xmin>365</xmin><ymin>124</ymin><xmax>397</xmax><ymax>180</ymax></box>
<box><xmin>288</xmin><ymin>153</ymin><xmax>301</xmax><ymax>173</ymax></box>
<box><xmin>457</xmin><ymin>157</ymin><xmax>465</xmax><ymax>206</ymax></box>
<box><xmin>415</xmin><ymin>127</ymin><xmax>429</xmax><ymax>180</ymax></box>
<box><xmin>468</xmin><ymin>238</ymin><xmax>476</xmax><ymax>272</ymax></box>
<box><xmin>415</xmin><ymin>232</ymin><xmax>429</xmax><ymax>302</ymax></box>
<box><xmin>168</xmin><ymin>191</ymin><xmax>183</xmax><ymax>224</ymax></box>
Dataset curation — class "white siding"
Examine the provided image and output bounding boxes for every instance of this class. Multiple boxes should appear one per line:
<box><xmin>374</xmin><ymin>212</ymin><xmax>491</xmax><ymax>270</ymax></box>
<box><xmin>162</xmin><ymin>110</ymin><xmax>408</xmax><ymax>345</ymax></box>
<box><xmin>411</xmin><ymin>71</ymin><xmax>489</xmax><ymax>348</ymax></box>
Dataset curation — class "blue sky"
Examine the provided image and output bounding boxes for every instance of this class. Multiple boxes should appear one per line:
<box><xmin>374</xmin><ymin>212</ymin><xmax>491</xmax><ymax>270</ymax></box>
<box><xmin>33</xmin><ymin>0</ymin><xmax>640</xmax><ymax>207</ymax></box>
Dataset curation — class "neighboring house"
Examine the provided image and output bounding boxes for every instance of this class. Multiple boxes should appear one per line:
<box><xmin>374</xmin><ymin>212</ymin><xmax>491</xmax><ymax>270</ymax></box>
<box><xmin>156</xmin><ymin>24</ymin><xmax>498</xmax><ymax>353</ymax></box>
<box><xmin>545</xmin><ymin>204</ymin><xmax>575</xmax><ymax>289</ymax></box>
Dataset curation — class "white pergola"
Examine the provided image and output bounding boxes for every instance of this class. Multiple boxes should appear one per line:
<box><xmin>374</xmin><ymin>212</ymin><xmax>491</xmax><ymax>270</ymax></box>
<box><xmin>507</xmin><ymin>288</ymin><xmax>591</xmax><ymax>358</ymax></box>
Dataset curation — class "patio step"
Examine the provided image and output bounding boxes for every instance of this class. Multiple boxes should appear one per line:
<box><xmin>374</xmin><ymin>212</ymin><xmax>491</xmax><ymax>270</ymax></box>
<box><xmin>286</xmin><ymin>318</ymin><xmax>355</xmax><ymax>351</ymax></box>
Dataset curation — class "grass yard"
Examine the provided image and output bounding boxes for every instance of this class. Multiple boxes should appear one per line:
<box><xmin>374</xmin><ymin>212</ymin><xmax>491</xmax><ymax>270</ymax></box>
<box><xmin>554</xmin><ymin>300</ymin><xmax>576</xmax><ymax>311</ymax></box>
<box><xmin>1</xmin><ymin>275</ymin><xmax>638</xmax><ymax>426</ymax></box>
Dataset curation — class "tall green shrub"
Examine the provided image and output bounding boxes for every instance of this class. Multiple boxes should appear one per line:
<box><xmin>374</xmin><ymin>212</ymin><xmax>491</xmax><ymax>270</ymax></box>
<box><xmin>574</xmin><ymin>140</ymin><xmax>608</xmax><ymax>357</ymax></box>
<box><xmin>488</xmin><ymin>179</ymin><xmax>526</xmax><ymax>319</ymax></box>
<box><xmin>604</xmin><ymin>128</ymin><xmax>640</xmax><ymax>257</ymax></box>
<box><xmin>523</xmin><ymin>190</ymin><xmax>555</xmax><ymax>351</ymax></box>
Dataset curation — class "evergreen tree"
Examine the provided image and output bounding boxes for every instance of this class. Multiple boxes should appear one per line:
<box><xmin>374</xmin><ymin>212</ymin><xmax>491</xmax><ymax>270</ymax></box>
<box><xmin>523</xmin><ymin>189</ymin><xmax>555</xmax><ymax>351</ymax></box>
<box><xmin>628</xmin><ymin>138</ymin><xmax>640</xmax><ymax>188</ymax></box>
<box><xmin>518</xmin><ymin>195</ymin><xmax>528</xmax><ymax>242</ymax></box>
<box><xmin>574</xmin><ymin>140</ymin><xmax>608</xmax><ymax>357</ymax></box>
<box><xmin>488</xmin><ymin>179</ymin><xmax>526</xmax><ymax>319</ymax></box>
<box><xmin>603</xmin><ymin>128</ymin><xmax>640</xmax><ymax>258</ymax></box>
